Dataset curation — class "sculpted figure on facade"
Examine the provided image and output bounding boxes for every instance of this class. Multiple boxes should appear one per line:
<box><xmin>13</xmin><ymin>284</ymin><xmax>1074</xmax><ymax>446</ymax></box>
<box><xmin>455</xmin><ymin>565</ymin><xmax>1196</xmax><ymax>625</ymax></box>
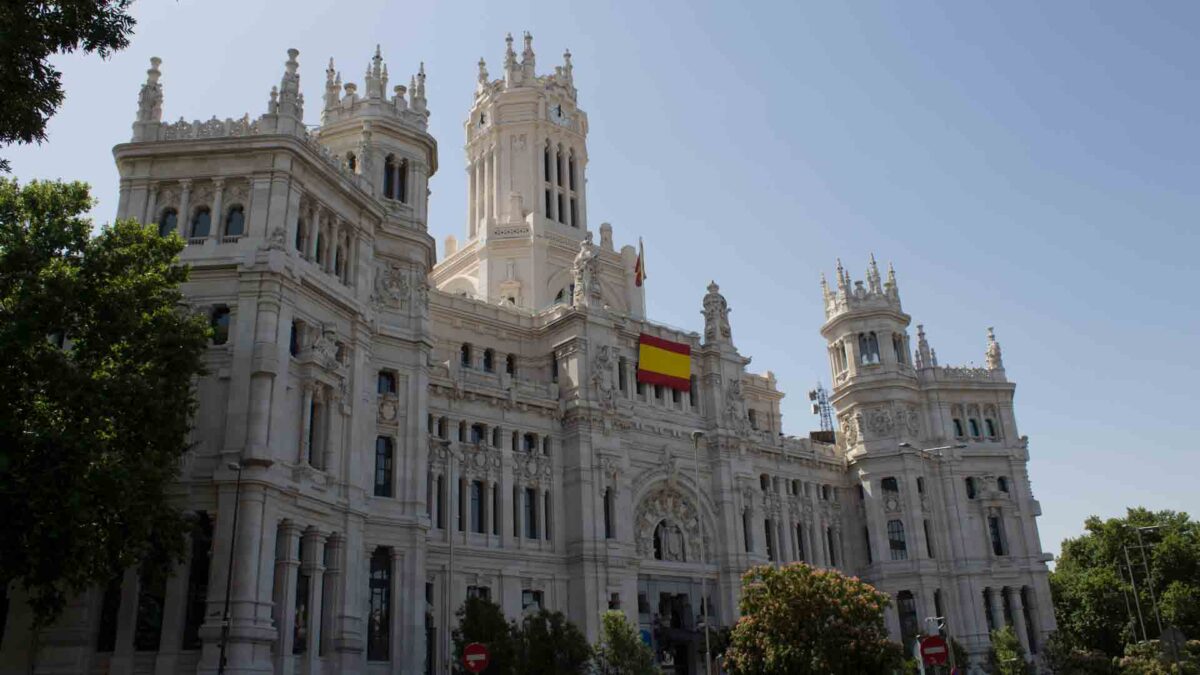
<box><xmin>572</xmin><ymin>232</ymin><xmax>600</xmax><ymax>307</ymax></box>
<box><xmin>702</xmin><ymin>281</ymin><xmax>732</xmax><ymax>344</ymax></box>
<box><xmin>590</xmin><ymin>344</ymin><xmax>616</xmax><ymax>410</ymax></box>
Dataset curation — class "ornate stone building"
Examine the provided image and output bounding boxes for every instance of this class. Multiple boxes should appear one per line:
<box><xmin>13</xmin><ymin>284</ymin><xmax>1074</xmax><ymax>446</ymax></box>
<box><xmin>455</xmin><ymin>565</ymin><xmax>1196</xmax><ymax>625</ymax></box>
<box><xmin>0</xmin><ymin>34</ymin><xmax>1055</xmax><ymax>675</ymax></box>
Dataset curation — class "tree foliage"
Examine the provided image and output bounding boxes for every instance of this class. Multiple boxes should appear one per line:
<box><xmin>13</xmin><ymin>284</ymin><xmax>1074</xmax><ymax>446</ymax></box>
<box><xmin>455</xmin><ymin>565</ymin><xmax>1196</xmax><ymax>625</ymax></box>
<box><xmin>723</xmin><ymin>562</ymin><xmax>903</xmax><ymax>675</ymax></box>
<box><xmin>452</xmin><ymin>596</ymin><xmax>518</xmax><ymax>675</ymax></box>
<box><xmin>0</xmin><ymin>1</ymin><xmax>137</xmax><ymax>171</ymax></box>
<box><xmin>512</xmin><ymin>609</ymin><xmax>592</xmax><ymax>674</ymax></box>
<box><xmin>594</xmin><ymin>610</ymin><xmax>656</xmax><ymax>675</ymax></box>
<box><xmin>1051</xmin><ymin>508</ymin><xmax>1200</xmax><ymax>658</ymax></box>
<box><xmin>989</xmin><ymin>625</ymin><xmax>1034</xmax><ymax>675</ymax></box>
<box><xmin>0</xmin><ymin>179</ymin><xmax>208</xmax><ymax>627</ymax></box>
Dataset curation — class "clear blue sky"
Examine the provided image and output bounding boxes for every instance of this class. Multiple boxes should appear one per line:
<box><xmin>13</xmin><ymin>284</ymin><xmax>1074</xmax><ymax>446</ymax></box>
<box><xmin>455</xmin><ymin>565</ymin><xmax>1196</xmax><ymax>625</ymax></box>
<box><xmin>7</xmin><ymin>0</ymin><xmax>1198</xmax><ymax>559</ymax></box>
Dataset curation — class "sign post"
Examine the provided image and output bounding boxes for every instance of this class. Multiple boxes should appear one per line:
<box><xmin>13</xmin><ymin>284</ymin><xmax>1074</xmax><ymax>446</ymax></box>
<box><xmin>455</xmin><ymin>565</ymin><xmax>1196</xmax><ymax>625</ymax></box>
<box><xmin>462</xmin><ymin>642</ymin><xmax>490</xmax><ymax>673</ymax></box>
<box><xmin>920</xmin><ymin>635</ymin><xmax>950</xmax><ymax>669</ymax></box>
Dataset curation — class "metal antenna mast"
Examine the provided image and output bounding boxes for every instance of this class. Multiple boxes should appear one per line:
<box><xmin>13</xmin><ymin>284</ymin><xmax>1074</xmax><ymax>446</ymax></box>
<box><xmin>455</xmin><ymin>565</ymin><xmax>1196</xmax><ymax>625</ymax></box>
<box><xmin>808</xmin><ymin>383</ymin><xmax>834</xmax><ymax>432</ymax></box>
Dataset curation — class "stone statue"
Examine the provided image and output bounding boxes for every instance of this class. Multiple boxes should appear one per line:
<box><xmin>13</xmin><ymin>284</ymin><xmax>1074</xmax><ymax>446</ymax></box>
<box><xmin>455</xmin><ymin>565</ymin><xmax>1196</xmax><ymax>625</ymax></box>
<box><xmin>572</xmin><ymin>232</ymin><xmax>600</xmax><ymax>306</ymax></box>
<box><xmin>702</xmin><ymin>281</ymin><xmax>732</xmax><ymax>343</ymax></box>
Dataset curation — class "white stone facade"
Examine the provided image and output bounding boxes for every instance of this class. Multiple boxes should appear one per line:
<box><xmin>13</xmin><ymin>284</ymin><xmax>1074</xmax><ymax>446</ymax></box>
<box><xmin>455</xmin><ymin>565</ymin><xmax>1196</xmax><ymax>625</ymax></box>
<box><xmin>0</xmin><ymin>34</ymin><xmax>1054</xmax><ymax>675</ymax></box>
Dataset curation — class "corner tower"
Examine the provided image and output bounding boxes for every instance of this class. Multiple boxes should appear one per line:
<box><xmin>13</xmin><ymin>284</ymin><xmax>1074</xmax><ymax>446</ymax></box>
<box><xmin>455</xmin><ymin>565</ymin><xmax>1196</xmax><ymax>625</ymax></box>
<box><xmin>819</xmin><ymin>257</ymin><xmax>920</xmax><ymax>457</ymax></box>
<box><xmin>431</xmin><ymin>32</ymin><xmax>592</xmax><ymax>310</ymax></box>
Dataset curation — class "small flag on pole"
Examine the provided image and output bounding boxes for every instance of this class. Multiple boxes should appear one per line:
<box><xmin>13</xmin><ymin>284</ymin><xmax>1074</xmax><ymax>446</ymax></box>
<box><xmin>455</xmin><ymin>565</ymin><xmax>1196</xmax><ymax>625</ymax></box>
<box><xmin>634</xmin><ymin>238</ymin><xmax>647</xmax><ymax>287</ymax></box>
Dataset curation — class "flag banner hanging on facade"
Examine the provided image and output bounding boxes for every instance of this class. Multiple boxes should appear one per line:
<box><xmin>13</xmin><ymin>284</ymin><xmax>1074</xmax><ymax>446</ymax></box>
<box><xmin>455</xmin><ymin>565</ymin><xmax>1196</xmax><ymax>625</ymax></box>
<box><xmin>634</xmin><ymin>238</ymin><xmax>646</xmax><ymax>287</ymax></box>
<box><xmin>637</xmin><ymin>334</ymin><xmax>690</xmax><ymax>390</ymax></box>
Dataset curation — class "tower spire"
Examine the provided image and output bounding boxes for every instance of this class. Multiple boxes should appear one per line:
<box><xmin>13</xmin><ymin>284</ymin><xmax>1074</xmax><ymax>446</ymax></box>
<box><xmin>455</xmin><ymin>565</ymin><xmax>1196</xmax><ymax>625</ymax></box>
<box><xmin>986</xmin><ymin>327</ymin><xmax>1004</xmax><ymax>371</ymax></box>
<box><xmin>132</xmin><ymin>57</ymin><xmax>163</xmax><ymax>141</ymax></box>
<box><xmin>521</xmin><ymin>31</ymin><xmax>536</xmax><ymax>79</ymax></box>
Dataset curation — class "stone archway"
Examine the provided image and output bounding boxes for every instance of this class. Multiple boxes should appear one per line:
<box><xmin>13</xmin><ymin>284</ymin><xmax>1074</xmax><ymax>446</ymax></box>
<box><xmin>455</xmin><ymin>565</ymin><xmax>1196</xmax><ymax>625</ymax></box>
<box><xmin>634</xmin><ymin>483</ymin><xmax>711</xmax><ymax>563</ymax></box>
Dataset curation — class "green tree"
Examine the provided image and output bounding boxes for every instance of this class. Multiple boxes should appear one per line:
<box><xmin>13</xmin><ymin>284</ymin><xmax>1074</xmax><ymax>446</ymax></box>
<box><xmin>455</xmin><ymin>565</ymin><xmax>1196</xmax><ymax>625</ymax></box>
<box><xmin>723</xmin><ymin>562</ymin><xmax>904</xmax><ymax>675</ymax></box>
<box><xmin>593</xmin><ymin>610</ymin><xmax>656</xmax><ymax>675</ymax></box>
<box><xmin>0</xmin><ymin>179</ymin><xmax>208</xmax><ymax>627</ymax></box>
<box><xmin>511</xmin><ymin>609</ymin><xmax>592</xmax><ymax>674</ymax></box>
<box><xmin>452</xmin><ymin>596</ymin><xmax>516</xmax><ymax>675</ymax></box>
<box><xmin>988</xmin><ymin>625</ymin><xmax>1034</xmax><ymax>675</ymax></box>
<box><xmin>0</xmin><ymin>1</ymin><xmax>137</xmax><ymax>171</ymax></box>
<box><xmin>1051</xmin><ymin>508</ymin><xmax>1200</xmax><ymax>658</ymax></box>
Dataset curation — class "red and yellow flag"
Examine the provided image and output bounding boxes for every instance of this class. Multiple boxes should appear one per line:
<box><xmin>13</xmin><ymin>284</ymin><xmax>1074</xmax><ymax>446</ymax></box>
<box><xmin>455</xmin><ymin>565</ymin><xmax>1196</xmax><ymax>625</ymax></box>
<box><xmin>634</xmin><ymin>238</ymin><xmax>646</xmax><ymax>287</ymax></box>
<box><xmin>637</xmin><ymin>334</ymin><xmax>691</xmax><ymax>390</ymax></box>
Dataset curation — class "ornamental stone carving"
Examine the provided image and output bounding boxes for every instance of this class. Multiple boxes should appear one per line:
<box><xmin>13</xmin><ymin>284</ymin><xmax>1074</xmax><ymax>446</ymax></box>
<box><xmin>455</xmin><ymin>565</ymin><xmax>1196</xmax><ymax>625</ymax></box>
<box><xmin>515</xmin><ymin>451</ymin><xmax>552</xmax><ymax>486</ymax></box>
<box><xmin>634</xmin><ymin>484</ymin><xmax>709</xmax><ymax>563</ymax></box>
<box><xmin>590</xmin><ymin>344</ymin><xmax>616</xmax><ymax>410</ymax></box>
<box><xmin>866</xmin><ymin>408</ymin><xmax>894</xmax><ymax>436</ymax></box>
<box><xmin>373</xmin><ymin>262</ymin><xmax>411</xmax><ymax>310</ymax></box>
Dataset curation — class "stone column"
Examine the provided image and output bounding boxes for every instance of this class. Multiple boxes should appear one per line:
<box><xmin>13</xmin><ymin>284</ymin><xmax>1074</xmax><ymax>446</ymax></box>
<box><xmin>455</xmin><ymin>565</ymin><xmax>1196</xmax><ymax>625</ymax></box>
<box><xmin>389</xmin><ymin>549</ymin><xmax>404</xmax><ymax>670</ymax></box>
<box><xmin>274</xmin><ymin>521</ymin><xmax>301</xmax><ymax>675</ymax></box>
<box><xmin>152</xmin><ymin>545</ymin><xmax>192</xmax><ymax>675</ymax></box>
<box><xmin>209</xmin><ymin>179</ymin><xmax>225</xmax><ymax>240</ymax></box>
<box><xmin>467</xmin><ymin>160</ymin><xmax>477</xmax><ymax>238</ymax></box>
<box><xmin>144</xmin><ymin>182</ymin><xmax>159</xmax><ymax>226</ymax></box>
<box><xmin>1007</xmin><ymin>587</ymin><xmax>1031</xmax><ymax>656</ymax></box>
<box><xmin>491</xmin><ymin>148</ymin><xmax>501</xmax><ymax>222</ymax></box>
<box><xmin>109</xmin><ymin>567</ymin><xmax>140</xmax><ymax>674</ymax></box>
<box><xmin>301</xmin><ymin>529</ymin><xmax>326</xmax><ymax>675</ymax></box>
<box><xmin>987</xmin><ymin>587</ymin><xmax>1005</xmax><ymax>635</ymax></box>
<box><xmin>177</xmin><ymin>180</ymin><xmax>192</xmax><ymax>239</ymax></box>
<box><xmin>307</xmin><ymin>208</ymin><xmax>321</xmax><ymax>261</ymax></box>
<box><xmin>319</xmin><ymin>536</ymin><xmax>342</xmax><ymax>659</ymax></box>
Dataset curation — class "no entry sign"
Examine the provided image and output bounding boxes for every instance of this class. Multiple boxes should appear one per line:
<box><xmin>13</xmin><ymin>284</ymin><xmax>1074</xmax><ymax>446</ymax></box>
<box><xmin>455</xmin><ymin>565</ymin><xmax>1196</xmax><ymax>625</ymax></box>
<box><xmin>463</xmin><ymin>642</ymin><xmax>491</xmax><ymax>673</ymax></box>
<box><xmin>920</xmin><ymin>635</ymin><xmax>949</xmax><ymax>666</ymax></box>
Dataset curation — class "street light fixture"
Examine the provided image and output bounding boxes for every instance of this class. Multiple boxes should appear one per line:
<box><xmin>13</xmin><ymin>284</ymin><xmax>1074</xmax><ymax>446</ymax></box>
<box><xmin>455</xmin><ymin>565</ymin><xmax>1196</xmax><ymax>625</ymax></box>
<box><xmin>691</xmin><ymin>430</ymin><xmax>712</xmax><ymax>675</ymax></box>
<box><xmin>217</xmin><ymin>461</ymin><xmax>244</xmax><ymax>675</ymax></box>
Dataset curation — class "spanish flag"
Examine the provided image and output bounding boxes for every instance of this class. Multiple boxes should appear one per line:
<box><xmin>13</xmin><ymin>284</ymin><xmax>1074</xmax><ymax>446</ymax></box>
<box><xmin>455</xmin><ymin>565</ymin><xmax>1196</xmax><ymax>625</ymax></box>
<box><xmin>637</xmin><ymin>334</ymin><xmax>691</xmax><ymax>390</ymax></box>
<box><xmin>634</xmin><ymin>238</ymin><xmax>646</xmax><ymax>287</ymax></box>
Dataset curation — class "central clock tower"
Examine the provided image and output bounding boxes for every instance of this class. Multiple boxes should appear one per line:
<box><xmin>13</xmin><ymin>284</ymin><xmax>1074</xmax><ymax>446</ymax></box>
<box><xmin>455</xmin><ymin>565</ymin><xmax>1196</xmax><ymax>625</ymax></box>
<box><xmin>431</xmin><ymin>32</ymin><xmax>595</xmax><ymax>310</ymax></box>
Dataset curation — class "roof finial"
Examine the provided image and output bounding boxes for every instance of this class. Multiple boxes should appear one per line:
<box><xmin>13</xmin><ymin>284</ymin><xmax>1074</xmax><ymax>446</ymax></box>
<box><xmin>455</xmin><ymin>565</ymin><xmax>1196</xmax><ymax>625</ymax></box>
<box><xmin>478</xmin><ymin>57</ymin><xmax>488</xmax><ymax>85</ymax></box>
<box><xmin>521</xmin><ymin>30</ymin><xmax>536</xmax><ymax>77</ymax></box>
<box><xmin>986</xmin><ymin>327</ymin><xmax>1004</xmax><ymax>371</ymax></box>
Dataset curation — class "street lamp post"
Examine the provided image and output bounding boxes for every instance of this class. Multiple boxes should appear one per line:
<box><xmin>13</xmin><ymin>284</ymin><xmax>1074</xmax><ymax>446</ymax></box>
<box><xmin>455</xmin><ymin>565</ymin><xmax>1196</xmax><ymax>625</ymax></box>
<box><xmin>217</xmin><ymin>461</ymin><xmax>244</xmax><ymax>675</ymax></box>
<box><xmin>691</xmin><ymin>430</ymin><xmax>712</xmax><ymax>675</ymax></box>
<box><xmin>900</xmin><ymin>442</ymin><xmax>967</xmax><ymax>674</ymax></box>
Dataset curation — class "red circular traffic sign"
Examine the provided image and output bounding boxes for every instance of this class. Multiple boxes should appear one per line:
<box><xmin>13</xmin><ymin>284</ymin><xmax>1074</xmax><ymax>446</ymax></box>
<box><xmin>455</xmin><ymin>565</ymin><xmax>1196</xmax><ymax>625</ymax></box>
<box><xmin>920</xmin><ymin>635</ymin><xmax>949</xmax><ymax>666</ymax></box>
<box><xmin>463</xmin><ymin>642</ymin><xmax>491</xmax><ymax>673</ymax></box>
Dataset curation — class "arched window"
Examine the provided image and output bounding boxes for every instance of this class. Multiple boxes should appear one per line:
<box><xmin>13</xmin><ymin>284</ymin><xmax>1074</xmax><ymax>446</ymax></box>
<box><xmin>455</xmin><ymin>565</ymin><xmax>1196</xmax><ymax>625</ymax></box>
<box><xmin>505</xmin><ymin>354</ymin><xmax>516</xmax><ymax>376</ymax></box>
<box><xmin>158</xmin><ymin>208</ymin><xmax>178</xmax><ymax>237</ymax></box>
<box><xmin>986</xmin><ymin>418</ymin><xmax>998</xmax><ymax>438</ymax></box>
<box><xmin>893</xmin><ymin>333</ymin><xmax>906</xmax><ymax>364</ymax></box>
<box><xmin>383</xmin><ymin>155</ymin><xmax>396</xmax><ymax>199</ymax></box>
<box><xmin>969</xmin><ymin>418</ymin><xmax>982</xmax><ymax>438</ymax></box>
<box><xmin>367</xmin><ymin>547</ymin><xmax>391</xmax><ymax>661</ymax></box>
<box><xmin>543</xmin><ymin>144</ymin><xmax>552</xmax><ymax>182</ymax></box>
<box><xmin>374</xmin><ymin>437</ymin><xmax>394</xmax><ymax>497</ymax></box>
<box><xmin>568</xmin><ymin>151</ymin><xmax>577</xmax><ymax>191</ymax></box>
<box><xmin>482</xmin><ymin>348</ymin><xmax>495</xmax><ymax>373</ymax></box>
<box><xmin>460</xmin><ymin>343</ymin><xmax>472</xmax><ymax>368</ymax></box>
<box><xmin>556</xmin><ymin>147</ymin><xmax>564</xmax><ymax>185</ymax></box>
<box><xmin>952</xmin><ymin>418</ymin><xmax>965</xmax><ymax>438</ymax></box>
<box><xmin>224</xmin><ymin>205</ymin><xmax>245</xmax><ymax>237</ymax></box>
<box><xmin>190</xmin><ymin>207</ymin><xmax>211</xmax><ymax>238</ymax></box>
<box><xmin>887</xmin><ymin>520</ymin><xmax>908</xmax><ymax>560</ymax></box>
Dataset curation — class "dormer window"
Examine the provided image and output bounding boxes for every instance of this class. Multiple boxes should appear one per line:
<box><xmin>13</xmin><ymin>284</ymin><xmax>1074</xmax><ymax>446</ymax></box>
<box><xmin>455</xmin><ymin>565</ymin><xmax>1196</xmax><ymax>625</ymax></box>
<box><xmin>858</xmin><ymin>332</ymin><xmax>880</xmax><ymax>365</ymax></box>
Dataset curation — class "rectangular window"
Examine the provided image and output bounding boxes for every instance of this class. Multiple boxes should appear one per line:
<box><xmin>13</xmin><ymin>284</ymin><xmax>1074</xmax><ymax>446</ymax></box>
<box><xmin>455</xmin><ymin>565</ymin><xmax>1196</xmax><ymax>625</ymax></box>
<box><xmin>570</xmin><ymin>198</ymin><xmax>578</xmax><ymax>227</ymax></box>
<box><xmin>743</xmin><ymin>511</ymin><xmax>753</xmax><ymax>553</ymax></box>
<box><xmin>182</xmin><ymin>513</ymin><xmax>213</xmax><ymax>650</ymax></box>
<box><xmin>436</xmin><ymin>475</ymin><xmax>445</xmax><ymax>528</ymax></box>
<box><xmin>618</xmin><ymin>358</ymin><xmax>628</xmax><ymax>392</ymax></box>
<box><xmin>471</xmin><ymin>481</ymin><xmax>484</xmax><ymax>534</ymax></box>
<box><xmin>989</xmin><ymin>516</ymin><xmax>1007</xmax><ymax>556</ymax></box>
<box><xmin>467</xmin><ymin>585</ymin><xmax>491</xmax><ymax>602</ymax></box>
<box><xmin>924</xmin><ymin>519</ymin><xmax>936</xmax><ymax>559</ymax></box>
<box><xmin>969</xmin><ymin>418</ymin><xmax>982</xmax><ymax>437</ymax></box>
<box><xmin>953</xmin><ymin>418</ymin><xmax>965</xmax><ymax>438</ymax></box>
<box><xmin>796</xmin><ymin>524</ymin><xmax>805</xmax><ymax>562</ymax></box>
<box><xmin>524</xmin><ymin>488</ymin><xmax>537</xmax><ymax>539</ymax></box>
<box><xmin>864</xmin><ymin>526</ymin><xmax>872</xmax><ymax>565</ymax></box>
<box><xmin>293</xmin><ymin>566</ymin><xmax>309</xmax><ymax>654</ymax></box>
<box><xmin>378</xmin><ymin>371</ymin><xmax>397</xmax><ymax>394</ymax></box>
<box><xmin>367</xmin><ymin>548</ymin><xmax>391</xmax><ymax>661</ymax></box>
<box><xmin>544</xmin><ymin>189</ymin><xmax>552</xmax><ymax>217</ymax></box>
<box><xmin>604</xmin><ymin>488</ymin><xmax>614</xmax><ymax>539</ymax></box>
<box><xmin>492</xmin><ymin>485</ymin><xmax>500</xmax><ymax>536</ymax></box>
<box><xmin>522</xmin><ymin>590</ymin><xmax>544</xmax><ymax>612</ymax></box>
<box><xmin>764</xmin><ymin>519</ymin><xmax>775</xmax><ymax>561</ymax></box>
<box><xmin>513</xmin><ymin>486</ymin><xmax>520</xmax><ymax>537</ymax></box>
<box><xmin>374</xmin><ymin>436</ymin><xmax>394</xmax><ymax>498</ymax></box>
<box><xmin>457</xmin><ymin>479</ymin><xmax>465</xmax><ymax>532</ymax></box>
<box><xmin>887</xmin><ymin>519</ymin><xmax>908</xmax><ymax>561</ymax></box>
<box><xmin>210</xmin><ymin>306</ymin><xmax>231</xmax><ymax>345</ymax></box>
<box><xmin>544</xmin><ymin>491</ymin><xmax>552</xmax><ymax>541</ymax></box>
